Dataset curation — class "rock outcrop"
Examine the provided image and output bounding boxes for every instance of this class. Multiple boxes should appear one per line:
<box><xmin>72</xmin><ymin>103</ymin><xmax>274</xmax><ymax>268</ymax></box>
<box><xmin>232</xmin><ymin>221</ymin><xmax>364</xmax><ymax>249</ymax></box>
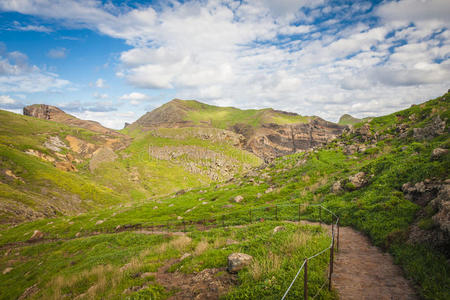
<box><xmin>245</xmin><ymin>119</ymin><xmax>345</xmax><ymax>161</ymax></box>
<box><xmin>402</xmin><ymin>179</ymin><xmax>450</xmax><ymax>253</ymax></box>
<box><xmin>227</xmin><ymin>253</ymin><xmax>253</xmax><ymax>273</ymax></box>
<box><xmin>24</xmin><ymin>104</ymin><xmax>120</xmax><ymax>137</ymax></box>
<box><xmin>131</xmin><ymin>99</ymin><xmax>346</xmax><ymax>161</ymax></box>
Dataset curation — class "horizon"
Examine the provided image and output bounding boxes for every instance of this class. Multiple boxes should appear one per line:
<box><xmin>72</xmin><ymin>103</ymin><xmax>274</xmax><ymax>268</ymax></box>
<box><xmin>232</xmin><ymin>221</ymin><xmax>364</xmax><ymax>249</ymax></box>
<box><xmin>0</xmin><ymin>0</ymin><xmax>449</xmax><ymax>129</ymax></box>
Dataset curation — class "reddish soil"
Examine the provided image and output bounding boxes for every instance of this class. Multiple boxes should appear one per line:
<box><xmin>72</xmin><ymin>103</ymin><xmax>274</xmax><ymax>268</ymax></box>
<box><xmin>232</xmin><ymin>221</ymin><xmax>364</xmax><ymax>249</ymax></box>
<box><xmin>156</xmin><ymin>259</ymin><xmax>237</xmax><ymax>300</ymax></box>
<box><xmin>333</xmin><ymin>226</ymin><xmax>418</xmax><ymax>300</ymax></box>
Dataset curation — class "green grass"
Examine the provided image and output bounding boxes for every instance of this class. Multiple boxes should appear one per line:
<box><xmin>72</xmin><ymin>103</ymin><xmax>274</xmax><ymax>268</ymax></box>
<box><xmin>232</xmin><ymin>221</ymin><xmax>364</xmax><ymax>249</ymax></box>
<box><xmin>0</xmin><ymin>93</ymin><xmax>449</xmax><ymax>299</ymax></box>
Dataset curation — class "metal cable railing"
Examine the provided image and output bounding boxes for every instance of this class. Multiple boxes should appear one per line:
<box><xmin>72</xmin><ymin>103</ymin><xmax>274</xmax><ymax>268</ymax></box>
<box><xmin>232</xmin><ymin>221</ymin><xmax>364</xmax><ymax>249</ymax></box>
<box><xmin>281</xmin><ymin>204</ymin><xmax>339</xmax><ymax>300</ymax></box>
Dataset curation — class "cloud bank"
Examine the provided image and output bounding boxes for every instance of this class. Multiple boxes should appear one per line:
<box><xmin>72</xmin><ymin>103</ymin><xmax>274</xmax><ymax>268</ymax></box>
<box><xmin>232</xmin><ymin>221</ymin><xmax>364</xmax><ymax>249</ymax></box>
<box><xmin>0</xmin><ymin>0</ymin><xmax>449</xmax><ymax>123</ymax></box>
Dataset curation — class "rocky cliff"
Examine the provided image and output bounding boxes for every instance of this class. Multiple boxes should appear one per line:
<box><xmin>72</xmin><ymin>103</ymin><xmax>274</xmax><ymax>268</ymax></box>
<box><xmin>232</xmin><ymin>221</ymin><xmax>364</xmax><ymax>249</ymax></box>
<box><xmin>245</xmin><ymin>119</ymin><xmax>345</xmax><ymax>161</ymax></box>
<box><xmin>23</xmin><ymin>104</ymin><xmax>130</xmax><ymax>152</ymax></box>
<box><xmin>132</xmin><ymin>99</ymin><xmax>346</xmax><ymax>161</ymax></box>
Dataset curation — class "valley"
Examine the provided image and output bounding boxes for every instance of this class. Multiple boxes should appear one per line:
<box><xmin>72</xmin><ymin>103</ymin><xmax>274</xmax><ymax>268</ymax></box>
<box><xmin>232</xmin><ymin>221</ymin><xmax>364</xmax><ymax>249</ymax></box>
<box><xmin>0</xmin><ymin>92</ymin><xmax>448</xmax><ymax>299</ymax></box>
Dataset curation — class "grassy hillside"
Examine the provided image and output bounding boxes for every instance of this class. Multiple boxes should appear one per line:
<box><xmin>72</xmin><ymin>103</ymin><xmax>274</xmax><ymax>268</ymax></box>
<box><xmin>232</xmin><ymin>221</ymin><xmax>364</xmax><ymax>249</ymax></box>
<box><xmin>0</xmin><ymin>92</ymin><xmax>448</xmax><ymax>299</ymax></box>
<box><xmin>0</xmin><ymin>110</ymin><xmax>261</xmax><ymax>225</ymax></box>
<box><xmin>134</xmin><ymin>99</ymin><xmax>313</xmax><ymax>130</ymax></box>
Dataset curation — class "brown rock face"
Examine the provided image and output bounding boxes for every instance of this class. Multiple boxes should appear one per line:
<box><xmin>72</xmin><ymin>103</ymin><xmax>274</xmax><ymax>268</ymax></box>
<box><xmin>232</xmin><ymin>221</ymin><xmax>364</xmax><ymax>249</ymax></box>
<box><xmin>23</xmin><ymin>104</ymin><xmax>123</xmax><ymax>138</ymax></box>
<box><xmin>245</xmin><ymin>119</ymin><xmax>345</xmax><ymax>161</ymax></box>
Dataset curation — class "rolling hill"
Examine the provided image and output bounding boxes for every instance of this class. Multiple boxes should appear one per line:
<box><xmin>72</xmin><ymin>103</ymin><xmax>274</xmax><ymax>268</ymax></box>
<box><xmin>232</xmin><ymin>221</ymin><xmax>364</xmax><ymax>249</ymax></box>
<box><xmin>0</xmin><ymin>92</ymin><xmax>448</xmax><ymax>299</ymax></box>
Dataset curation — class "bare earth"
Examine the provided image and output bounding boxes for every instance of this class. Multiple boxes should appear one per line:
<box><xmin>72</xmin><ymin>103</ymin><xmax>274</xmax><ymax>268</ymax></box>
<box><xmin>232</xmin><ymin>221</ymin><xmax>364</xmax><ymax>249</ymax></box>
<box><xmin>333</xmin><ymin>226</ymin><xmax>418</xmax><ymax>300</ymax></box>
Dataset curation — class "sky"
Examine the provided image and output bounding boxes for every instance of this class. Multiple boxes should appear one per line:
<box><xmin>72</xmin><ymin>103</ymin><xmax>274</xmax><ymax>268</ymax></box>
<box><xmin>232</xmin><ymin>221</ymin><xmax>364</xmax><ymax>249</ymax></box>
<box><xmin>0</xmin><ymin>0</ymin><xmax>449</xmax><ymax>129</ymax></box>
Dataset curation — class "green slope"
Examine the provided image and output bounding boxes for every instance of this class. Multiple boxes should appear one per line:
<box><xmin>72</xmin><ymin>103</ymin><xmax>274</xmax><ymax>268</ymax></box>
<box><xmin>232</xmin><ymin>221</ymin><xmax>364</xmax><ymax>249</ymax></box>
<box><xmin>133</xmin><ymin>99</ymin><xmax>313</xmax><ymax>130</ymax></box>
<box><xmin>0</xmin><ymin>93</ymin><xmax>448</xmax><ymax>299</ymax></box>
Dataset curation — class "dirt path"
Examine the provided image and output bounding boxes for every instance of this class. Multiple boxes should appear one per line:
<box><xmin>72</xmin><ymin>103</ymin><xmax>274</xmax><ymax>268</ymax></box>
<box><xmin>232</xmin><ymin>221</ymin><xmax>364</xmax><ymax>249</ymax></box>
<box><xmin>156</xmin><ymin>259</ymin><xmax>237</xmax><ymax>299</ymax></box>
<box><xmin>333</xmin><ymin>226</ymin><xmax>418</xmax><ymax>300</ymax></box>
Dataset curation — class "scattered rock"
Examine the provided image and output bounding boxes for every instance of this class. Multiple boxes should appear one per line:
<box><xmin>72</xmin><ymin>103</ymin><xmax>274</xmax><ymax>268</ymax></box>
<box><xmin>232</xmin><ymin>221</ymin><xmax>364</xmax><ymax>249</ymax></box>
<box><xmin>54</xmin><ymin>161</ymin><xmax>78</xmax><ymax>172</ymax></box>
<box><xmin>4</xmin><ymin>169</ymin><xmax>24</xmax><ymax>183</ymax></box>
<box><xmin>413</xmin><ymin>115</ymin><xmax>446</xmax><ymax>140</ymax></box>
<box><xmin>140</xmin><ymin>272</ymin><xmax>155</xmax><ymax>279</ymax></box>
<box><xmin>227</xmin><ymin>253</ymin><xmax>253</xmax><ymax>273</ymax></box>
<box><xmin>202</xmin><ymin>201</ymin><xmax>208</xmax><ymax>205</ymax></box>
<box><xmin>431</xmin><ymin>148</ymin><xmax>448</xmax><ymax>160</ymax></box>
<box><xmin>169</xmin><ymin>204</ymin><xmax>174</xmax><ymax>207</ymax></box>
<box><xmin>25</xmin><ymin>149</ymin><xmax>55</xmax><ymax>162</ymax></box>
<box><xmin>17</xmin><ymin>283</ymin><xmax>39</xmax><ymax>300</ymax></box>
<box><xmin>273</xmin><ymin>226</ymin><xmax>286</xmax><ymax>233</ymax></box>
<box><xmin>44</xmin><ymin>136</ymin><xmax>67</xmax><ymax>152</ymax></box>
<box><xmin>265</xmin><ymin>187</ymin><xmax>274</xmax><ymax>194</ymax></box>
<box><xmin>75</xmin><ymin>232</ymin><xmax>81</xmax><ymax>237</ymax></box>
<box><xmin>95</xmin><ymin>220</ymin><xmax>104</xmax><ymax>225</ymax></box>
<box><xmin>256</xmin><ymin>193</ymin><xmax>262</xmax><ymax>199</ymax></box>
<box><xmin>348</xmin><ymin>172</ymin><xmax>367</xmax><ymax>189</ymax></box>
<box><xmin>226</xmin><ymin>239</ymin><xmax>238</xmax><ymax>245</ymax></box>
<box><xmin>2</xmin><ymin>267</ymin><xmax>13</xmax><ymax>275</ymax></box>
<box><xmin>176</xmin><ymin>189</ymin><xmax>186</xmax><ymax>196</ymax></box>
<box><xmin>177</xmin><ymin>216</ymin><xmax>183</xmax><ymax>220</ymax></box>
<box><xmin>115</xmin><ymin>225</ymin><xmax>122</xmax><ymax>231</ymax></box>
<box><xmin>234</xmin><ymin>195</ymin><xmax>244</xmax><ymax>203</ymax></box>
<box><xmin>222</xmin><ymin>204</ymin><xmax>234</xmax><ymax>209</ymax></box>
<box><xmin>29</xmin><ymin>230</ymin><xmax>44</xmax><ymax>241</ymax></box>
<box><xmin>180</xmin><ymin>253</ymin><xmax>191</xmax><ymax>261</ymax></box>
<box><xmin>153</xmin><ymin>206</ymin><xmax>158</xmax><ymax>210</ymax></box>
<box><xmin>331</xmin><ymin>181</ymin><xmax>343</xmax><ymax>193</ymax></box>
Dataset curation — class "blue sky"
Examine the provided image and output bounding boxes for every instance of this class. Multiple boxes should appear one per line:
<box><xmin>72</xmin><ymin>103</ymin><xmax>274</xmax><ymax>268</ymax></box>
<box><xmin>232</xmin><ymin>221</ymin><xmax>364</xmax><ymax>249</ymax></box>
<box><xmin>0</xmin><ymin>0</ymin><xmax>449</xmax><ymax>129</ymax></box>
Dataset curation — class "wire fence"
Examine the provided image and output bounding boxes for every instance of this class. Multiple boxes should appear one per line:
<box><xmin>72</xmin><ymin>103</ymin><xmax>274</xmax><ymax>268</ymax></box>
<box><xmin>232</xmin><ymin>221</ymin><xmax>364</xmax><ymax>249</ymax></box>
<box><xmin>114</xmin><ymin>202</ymin><xmax>340</xmax><ymax>300</ymax></box>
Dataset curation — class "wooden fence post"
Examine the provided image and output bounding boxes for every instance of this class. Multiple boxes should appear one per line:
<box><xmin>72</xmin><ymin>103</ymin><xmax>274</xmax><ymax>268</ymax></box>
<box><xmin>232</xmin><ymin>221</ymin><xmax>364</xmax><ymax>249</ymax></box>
<box><xmin>337</xmin><ymin>222</ymin><xmax>340</xmax><ymax>252</ymax></box>
<box><xmin>304</xmin><ymin>258</ymin><xmax>308</xmax><ymax>300</ymax></box>
<box><xmin>329</xmin><ymin>235</ymin><xmax>334</xmax><ymax>291</ymax></box>
<box><xmin>319</xmin><ymin>206</ymin><xmax>322</xmax><ymax>226</ymax></box>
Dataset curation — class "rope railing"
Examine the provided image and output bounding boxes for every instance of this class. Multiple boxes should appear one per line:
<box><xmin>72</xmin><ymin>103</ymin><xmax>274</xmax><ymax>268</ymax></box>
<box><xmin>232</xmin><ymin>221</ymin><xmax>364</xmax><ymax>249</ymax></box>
<box><xmin>117</xmin><ymin>201</ymin><xmax>340</xmax><ymax>299</ymax></box>
<box><xmin>281</xmin><ymin>205</ymin><xmax>339</xmax><ymax>300</ymax></box>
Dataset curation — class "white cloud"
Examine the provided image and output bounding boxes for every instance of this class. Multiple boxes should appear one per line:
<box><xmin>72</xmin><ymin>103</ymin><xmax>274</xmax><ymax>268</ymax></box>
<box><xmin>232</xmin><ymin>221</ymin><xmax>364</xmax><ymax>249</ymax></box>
<box><xmin>0</xmin><ymin>49</ymin><xmax>69</xmax><ymax>93</ymax></box>
<box><xmin>14</xmin><ymin>23</ymin><xmax>53</xmax><ymax>33</ymax></box>
<box><xmin>0</xmin><ymin>0</ymin><xmax>449</xmax><ymax>122</ymax></box>
<box><xmin>119</xmin><ymin>92</ymin><xmax>150</xmax><ymax>105</ymax></box>
<box><xmin>93</xmin><ymin>92</ymin><xmax>108</xmax><ymax>99</ymax></box>
<box><xmin>47</xmin><ymin>47</ymin><xmax>68</xmax><ymax>59</ymax></box>
<box><xmin>95</xmin><ymin>78</ymin><xmax>106</xmax><ymax>88</ymax></box>
<box><xmin>0</xmin><ymin>94</ymin><xmax>24</xmax><ymax>110</ymax></box>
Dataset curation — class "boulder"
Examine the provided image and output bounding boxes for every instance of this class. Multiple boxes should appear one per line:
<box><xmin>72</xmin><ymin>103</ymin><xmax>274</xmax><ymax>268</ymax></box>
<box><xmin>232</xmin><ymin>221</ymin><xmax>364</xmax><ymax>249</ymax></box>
<box><xmin>331</xmin><ymin>181</ymin><xmax>342</xmax><ymax>193</ymax></box>
<box><xmin>273</xmin><ymin>226</ymin><xmax>286</xmax><ymax>233</ymax></box>
<box><xmin>431</xmin><ymin>148</ymin><xmax>448</xmax><ymax>160</ymax></box>
<box><xmin>348</xmin><ymin>172</ymin><xmax>367</xmax><ymax>189</ymax></box>
<box><xmin>234</xmin><ymin>195</ymin><xmax>244</xmax><ymax>203</ymax></box>
<box><xmin>29</xmin><ymin>230</ymin><xmax>44</xmax><ymax>241</ymax></box>
<box><xmin>265</xmin><ymin>187</ymin><xmax>274</xmax><ymax>194</ymax></box>
<box><xmin>54</xmin><ymin>161</ymin><xmax>78</xmax><ymax>172</ymax></box>
<box><xmin>413</xmin><ymin>115</ymin><xmax>446</xmax><ymax>140</ymax></box>
<box><xmin>227</xmin><ymin>253</ymin><xmax>253</xmax><ymax>273</ymax></box>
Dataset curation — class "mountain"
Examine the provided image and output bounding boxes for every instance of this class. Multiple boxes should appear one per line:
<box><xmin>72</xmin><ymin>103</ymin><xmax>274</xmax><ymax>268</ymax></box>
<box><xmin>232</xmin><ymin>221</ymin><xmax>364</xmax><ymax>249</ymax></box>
<box><xmin>338</xmin><ymin>113</ymin><xmax>362</xmax><ymax>125</ymax></box>
<box><xmin>23</xmin><ymin>104</ymin><xmax>123</xmax><ymax>138</ymax></box>
<box><xmin>0</xmin><ymin>104</ymin><xmax>261</xmax><ymax>224</ymax></box>
<box><xmin>0</xmin><ymin>92</ymin><xmax>448</xmax><ymax>300</ymax></box>
<box><xmin>131</xmin><ymin>99</ymin><xmax>346</xmax><ymax>161</ymax></box>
